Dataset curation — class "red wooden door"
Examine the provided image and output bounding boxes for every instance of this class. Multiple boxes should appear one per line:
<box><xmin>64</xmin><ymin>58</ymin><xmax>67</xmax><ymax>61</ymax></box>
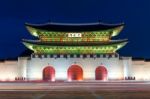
<box><xmin>95</xmin><ymin>66</ymin><xmax>107</xmax><ymax>80</ymax></box>
<box><xmin>68</xmin><ymin>65</ymin><xmax>83</xmax><ymax>81</ymax></box>
<box><xmin>43</xmin><ymin>66</ymin><xmax>55</xmax><ymax>81</ymax></box>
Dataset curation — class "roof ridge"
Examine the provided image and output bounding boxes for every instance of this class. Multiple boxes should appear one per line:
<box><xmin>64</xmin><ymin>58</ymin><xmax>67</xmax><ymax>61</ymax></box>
<box><xmin>25</xmin><ymin>22</ymin><xmax>124</xmax><ymax>26</ymax></box>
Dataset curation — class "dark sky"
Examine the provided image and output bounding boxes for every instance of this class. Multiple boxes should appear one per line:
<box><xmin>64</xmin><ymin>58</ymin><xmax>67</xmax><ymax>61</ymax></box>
<box><xmin>0</xmin><ymin>0</ymin><xmax>149</xmax><ymax>59</ymax></box>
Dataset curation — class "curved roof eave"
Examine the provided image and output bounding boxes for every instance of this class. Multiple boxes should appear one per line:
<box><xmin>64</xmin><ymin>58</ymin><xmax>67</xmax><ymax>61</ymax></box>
<box><xmin>22</xmin><ymin>39</ymin><xmax>128</xmax><ymax>46</ymax></box>
<box><xmin>25</xmin><ymin>22</ymin><xmax>124</xmax><ymax>32</ymax></box>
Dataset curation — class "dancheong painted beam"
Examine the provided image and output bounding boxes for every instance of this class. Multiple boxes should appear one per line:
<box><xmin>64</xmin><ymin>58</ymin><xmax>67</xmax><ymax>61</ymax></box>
<box><xmin>23</xmin><ymin>22</ymin><xmax>128</xmax><ymax>54</ymax></box>
<box><xmin>25</xmin><ymin>22</ymin><xmax>124</xmax><ymax>38</ymax></box>
<box><xmin>23</xmin><ymin>41</ymin><xmax>127</xmax><ymax>54</ymax></box>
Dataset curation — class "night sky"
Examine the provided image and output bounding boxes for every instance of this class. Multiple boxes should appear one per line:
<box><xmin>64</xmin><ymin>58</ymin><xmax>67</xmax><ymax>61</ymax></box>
<box><xmin>0</xmin><ymin>0</ymin><xmax>150</xmax><ymax>59</ymax></box>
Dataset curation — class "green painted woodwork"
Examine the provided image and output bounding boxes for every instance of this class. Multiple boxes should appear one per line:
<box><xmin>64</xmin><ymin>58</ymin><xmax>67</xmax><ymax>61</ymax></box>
<box><xmin>23</xmin><ymin>42</ymin><xmax>127</xmax><ymax>54</ymax></box>
<box><xmin>26</xmin><ymin>25</ymin><xmax>123</xmax><ymax>40</ymax></box>
<box><xmin>24</xmin><ymin>24</ymin><xmax>127</xmax><ymax>54</ymax></box>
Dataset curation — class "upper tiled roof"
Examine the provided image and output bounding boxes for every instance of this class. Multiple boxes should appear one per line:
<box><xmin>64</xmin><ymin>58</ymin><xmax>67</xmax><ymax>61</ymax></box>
<box><xmin>25</xmin><ymin>22</ymin><xmax>124</xmax><ymax>32</ymax></box>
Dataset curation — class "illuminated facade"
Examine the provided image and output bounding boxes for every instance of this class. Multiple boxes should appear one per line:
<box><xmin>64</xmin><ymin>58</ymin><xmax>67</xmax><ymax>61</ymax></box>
<box><xmin>23</xmin><ymin>22</ymin><xmax>127</xmax><ymax>54</ymax></box>
<box><xmin>0</xmin><ymin>22</ymin><xmax>150</xmax><ymax>81</ymax></box>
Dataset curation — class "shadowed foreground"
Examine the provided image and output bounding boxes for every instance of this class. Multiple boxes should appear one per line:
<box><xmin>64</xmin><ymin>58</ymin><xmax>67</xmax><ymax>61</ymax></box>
<box><xmin>0</xmin><ymin>81</ymin><xmax>150</xmax><ymax>99</ymax></box>
<box><xmin>0</xmin><ymin>91</ymin><xmax>150</xmax><ymax>99</ymax></box>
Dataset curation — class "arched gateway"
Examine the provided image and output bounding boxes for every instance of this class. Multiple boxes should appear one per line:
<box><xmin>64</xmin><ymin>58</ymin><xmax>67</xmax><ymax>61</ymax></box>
<box><xmin>43</xmin><ymin>66</ymin><xmax>55</xmax><ymax>81</ymax></box>
<box><xmin>68</xmin><ymin>65</ymin><xmax>83</xmax><ymax>81</ymax></box>
<box><xmin>22</xmin><ymin>22</ymin><xmax>127</xmax><ymax>82</ymax></box>
<box><xmin>95</xmin><ymin>66</ymin><xmax>107</xmax><ymax>80</ymax></box>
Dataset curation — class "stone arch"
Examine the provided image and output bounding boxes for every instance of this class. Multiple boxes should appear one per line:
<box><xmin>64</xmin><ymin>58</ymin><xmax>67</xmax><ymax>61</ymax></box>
<box><xmin>95</xmin><ymin>66</ymin><xmax>107</xmax><ymax>80</ymax></box>
<box><xmin>43</xmin><ymin>66</ymin><xmax>55</xmax><ymax>81</ymax></box>
<box><xmin>68</xmin><ymin>65</ymin><xmax>83</xmax><ymax>81</ymax></box>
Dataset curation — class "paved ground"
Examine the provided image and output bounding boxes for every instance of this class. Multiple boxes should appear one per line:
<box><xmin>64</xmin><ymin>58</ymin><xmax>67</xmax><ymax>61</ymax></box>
<box><xmin>0</xmin><ymin>81</ymin><xmax>150</xmax><ymax>99</ymax></box>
